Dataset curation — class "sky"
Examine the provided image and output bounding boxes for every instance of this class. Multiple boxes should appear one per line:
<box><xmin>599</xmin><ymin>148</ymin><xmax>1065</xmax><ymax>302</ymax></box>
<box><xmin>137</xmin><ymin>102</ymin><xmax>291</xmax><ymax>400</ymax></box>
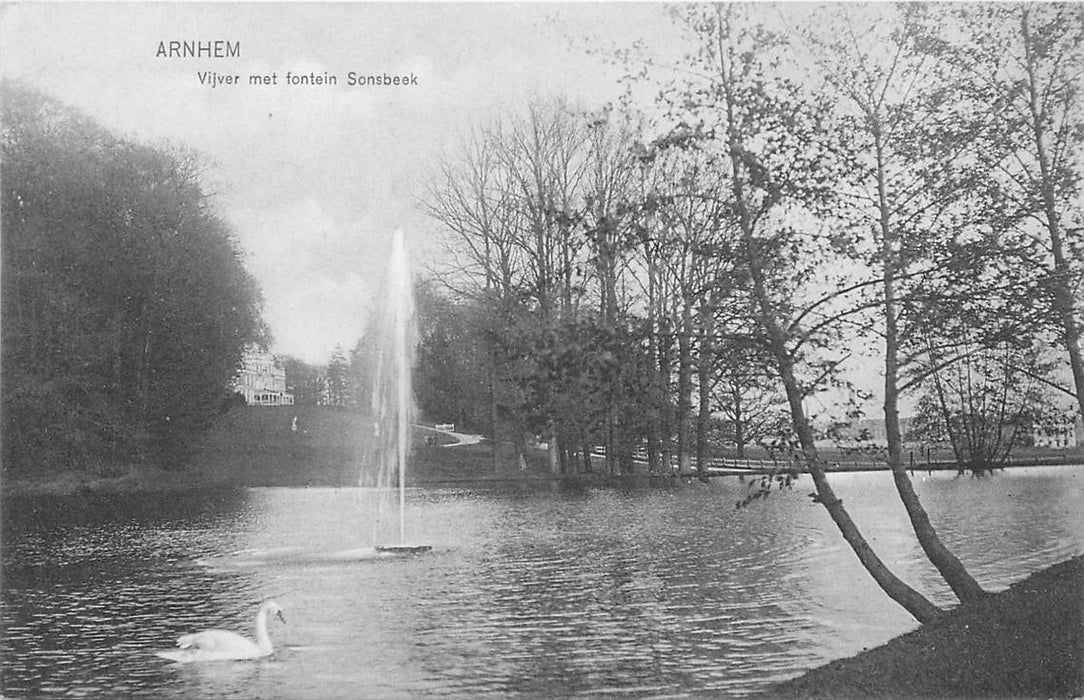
<box><xmin>1</xmin><ymin>2</ymin><xmax>684</xmax><ymax>364</ymax></box>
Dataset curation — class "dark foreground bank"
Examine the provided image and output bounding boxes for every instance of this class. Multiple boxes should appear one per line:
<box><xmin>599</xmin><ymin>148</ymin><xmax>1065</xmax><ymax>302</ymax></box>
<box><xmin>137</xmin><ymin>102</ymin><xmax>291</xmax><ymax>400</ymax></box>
<box><xmin>765</xmin><ymin>555</ymin><xmax>1084</xmax><ymax>698</ymax></box>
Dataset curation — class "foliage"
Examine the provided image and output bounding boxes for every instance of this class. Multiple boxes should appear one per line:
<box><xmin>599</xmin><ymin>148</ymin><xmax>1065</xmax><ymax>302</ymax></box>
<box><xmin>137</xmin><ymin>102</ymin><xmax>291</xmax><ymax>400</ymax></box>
<box><xmin>711</xmin><ymin>340</ymin><xmax>789</xmax><ymax>456</ymax></box>
<box><xmin>413</xmin><ymin>281</ymin><xmax>492</xmax><ymax>431</ymax></box>
<box><xmin>323</xmin><ymin>345</ymin><xmax>353</xmax><ymax>408</ymax></box>
<box><xmin>413</xmin><ymin>0</ymin><xmax>1083</xmax><ymax>621</ymax></box>
<box><xmin>423</xmin><ymin>98</ymin><xmax>660</xmax><ymax>472</ymax></box>
<box><xmin>279</xmin><ymin>356</ymin><xmax>324</xmax><ymax>406</ymax></box>
<box><xmin>1</xmin><ymin>81</ymin><xmax>264</xmax><ymax>471</ymax></box>
<box><xmin>910</xmin><ymin>340</ymin><xmax>1060</xmax><ymax>474</ymax></box>
<box><xmin>949</xmin><ymin>4</ymin><xmax>1084</xmax><ymax>418</ymax></box>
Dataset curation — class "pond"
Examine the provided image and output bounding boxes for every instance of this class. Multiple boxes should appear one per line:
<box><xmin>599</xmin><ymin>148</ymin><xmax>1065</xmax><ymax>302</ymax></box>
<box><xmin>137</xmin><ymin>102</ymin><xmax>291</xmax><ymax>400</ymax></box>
<box><xmin>2</xmin><ymin>465</ymin><xmax>1082</xmax><ymax>698</ymax></box>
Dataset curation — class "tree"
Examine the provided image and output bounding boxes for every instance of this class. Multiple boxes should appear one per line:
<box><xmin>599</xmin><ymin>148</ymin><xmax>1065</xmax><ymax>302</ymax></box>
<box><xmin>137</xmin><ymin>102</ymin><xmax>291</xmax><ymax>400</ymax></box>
<box><xmin>497</xmin><ymin>99</ymin><xmax>591</xmax><ymax>472</ymax></box>
<box><xmin>2</xmin><ymin>81</ymin><xmax>264</xmax><ymax>470</ymax></box>
<box><xmin>712</xmin><ymin>341</ymin><xmax>788</xmax><ymax>458</ymax></box>
<box><xmin>950</xmin><ymin>5</ymin><xmax>1084</xmax><ymax>420</ymax></box>
<box><xmin>911</xmin><ymin>339</ymin><xmax>1057</xmax><ymax>473</ymax></box>
<box><xmin>803</xmin><ymin>3</ymin><xmax>990</xmax><ymax>603</ymax></box>
<box><xmin>424</xmin><ymin>120</ymin><xmax>526</xmax><ymax>470</ymax></box>
<box><xmin>426</xmin><ymin>98</ymin><xmax>663</xmax><ymax>475</ymax></box>
<box><xmin>280</xmin><ymin>356</ymin><xmax>324</xmax><ymax>406</ymax></box>
<box><xmin>324</xmin><ymin>345</ymin><xmax>352</xmax><ymax>408</ymax></box>
<box><xmin>413</xmin><ymin>280</ymin><xmax>491</xmax><ymax>431</ymax></box>
<box><xmin>578</xmin><ymin>111</ymin><xmax>647</xmax><ymax>474</ymax></box>
<box><xmin>649</xmin><ymin>4</ymin><xmax>945</xmax><ymax>623</ymax></box>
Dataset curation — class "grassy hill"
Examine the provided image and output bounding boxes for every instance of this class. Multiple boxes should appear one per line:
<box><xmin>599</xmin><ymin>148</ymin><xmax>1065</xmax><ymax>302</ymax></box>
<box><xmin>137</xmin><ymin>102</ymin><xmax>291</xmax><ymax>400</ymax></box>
<box><xmin>187</xmin><ymin>405</ymin><xmax>556</xmax><ymax>487</ymax></box>
<box><xmin>188</xmin><ymin>405</ymin><xmax>361</xmax><ymax>487</ymax></box>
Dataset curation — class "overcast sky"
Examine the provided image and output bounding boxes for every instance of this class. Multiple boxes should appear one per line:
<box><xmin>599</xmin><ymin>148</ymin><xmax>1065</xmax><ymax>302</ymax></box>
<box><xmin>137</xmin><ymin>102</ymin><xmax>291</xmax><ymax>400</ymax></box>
<box><xmin>1</xmin><ymin>2</ymin><xmax>685</xmax><ymax>364</ymax></box>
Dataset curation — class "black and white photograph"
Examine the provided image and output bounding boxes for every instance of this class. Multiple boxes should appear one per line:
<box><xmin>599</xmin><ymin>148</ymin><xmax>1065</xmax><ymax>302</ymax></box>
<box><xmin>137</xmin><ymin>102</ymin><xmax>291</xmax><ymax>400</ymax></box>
<box><xmin>1</xmin><ymin>2</ymin><xmax>1082</xmax><ymax>698</ymax></box>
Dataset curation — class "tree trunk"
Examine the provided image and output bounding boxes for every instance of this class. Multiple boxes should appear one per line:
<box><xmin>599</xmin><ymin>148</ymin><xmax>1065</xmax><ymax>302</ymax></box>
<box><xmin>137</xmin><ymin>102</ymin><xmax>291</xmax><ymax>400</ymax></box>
<box><xmin>885</xmin><ymin>313</ymin><xmax>986</xmax><ymax>602</ymax></box>
<box><xmin>717</xmin><ymin>49</ymin><xmax>942</xmax><ymax>619</ymax></box>
<box><xmin>489</xmin><ymin>348</ymin><xmax>501</xmax><ymax>473</ymax></box>
<box><xmin>764</xmin><ymin>287</ymin><xmax>944</xmax><ymax>624</ymax></box>
<box><xmin>676</xmin><ymin>298</ymin><xmax>694</xmax><ymax>475</ymax></box>
<box><xmin>733</xmin><ymin>383</ymin><xmax>746</xmax><ymax>460</ymax></box>
<box><xmin>644</xmin><ymin>260</ymin><xmax>663</xmax><ymax>475</ymax></box>
<box><xmin>1022</xmin><ymin>8</ymin><xmax>1084</xmax><ymax>422</ymax></box>
<box><xmin>696</xmin><ymin>297</ymin><xmax>715</xmax><ymax>482</ymax></box>
<box><xmin>546</xmin><ymin>419</ymin><xmax>560</xmax><ymax>474</ymax></box>
<box><xmin>876</xmin><ymin>128</ymin><xmax>987</xmax><ymax>603</ymax></box>
<box><xmin>658</xmin><ymin>316</ymin><xmax>675</xmax><ymax>473</ymax></box>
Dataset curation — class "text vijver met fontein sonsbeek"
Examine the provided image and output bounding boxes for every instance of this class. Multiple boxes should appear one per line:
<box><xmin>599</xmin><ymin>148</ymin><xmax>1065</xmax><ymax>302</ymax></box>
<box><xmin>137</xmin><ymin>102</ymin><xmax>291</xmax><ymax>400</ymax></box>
<box><xmin>197</xmin><ymin>71</ymin><xmax>419</xmax><ymax>88</ymax></box>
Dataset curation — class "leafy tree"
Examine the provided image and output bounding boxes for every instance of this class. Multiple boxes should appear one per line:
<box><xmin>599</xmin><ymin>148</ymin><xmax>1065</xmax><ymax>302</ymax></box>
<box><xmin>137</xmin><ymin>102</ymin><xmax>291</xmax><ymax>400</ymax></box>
<box><xmin>712</xmin><ymin>341</ymin><xmax>789</xmax><ymax>458</ymax></box>
<box><xmin>1</xmin><ymin>81</ymin><xmax>263</xmax><ymax>470</ymax></box>
<box><xmin>323</xmin><ymin>344</ymin><xmax>352</xmax><ymax>408</ymax></box>
<box><xmin>948</xmin><ymin>4</ymin><xmax>1084</xmax><ymax>419</ymax></box>
<box><xmin>413</xmin><ymin>280</ymin><xmax>491</xmax><ymax>431</ymax></box>
<box><xmin>649</xmin><ymin>4</ymin><xmax>944</xmax><ymax>623</ymax></box>
<box><xmin>911</xmin><ymin>339</ymin><xmax>1058</xmax><ymax>473</ymax></box>
<box><xmin>803</xmin><ymin>3</ymin><xmax>990</xmax><ymax>603</ymax></box>
<box><xmin>280</xmin><ymin>356</ymin><xmax>323</xmax><ymax>406</ymax></box>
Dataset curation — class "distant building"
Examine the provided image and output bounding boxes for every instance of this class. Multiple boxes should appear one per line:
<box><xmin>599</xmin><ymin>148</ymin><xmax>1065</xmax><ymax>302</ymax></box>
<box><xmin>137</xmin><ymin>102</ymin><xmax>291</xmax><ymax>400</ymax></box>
<box><xmin>1033</xmin><ymin>414</ymin><xmax>1082</xmax><ymax>449</ymax></box>
<box><xmin>841</xmin><ymin>413</ymin><xmax>1082</xmax><ymax>450</ymax></box>
<box><xmin>1029</xmin><ymin>355</ymin><xmax>1083</xmax><ymax>448</ymax></box>
<box><xmin>818</xmin><ymin>417</ymin><xmax>915</xmax><ymax>448</ymax></box>
<box><xmin>232</xmin><ymin>346</ymin><xmax>294</xmax><ymax>406</ymax></box>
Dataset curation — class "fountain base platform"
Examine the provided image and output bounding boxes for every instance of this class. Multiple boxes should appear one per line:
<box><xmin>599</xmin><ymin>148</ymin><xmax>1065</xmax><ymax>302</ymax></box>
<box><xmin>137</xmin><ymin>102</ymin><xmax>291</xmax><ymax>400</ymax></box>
<box><xmin>196</xmin><ymin>544</ymin><xmax>432</xmax><ymax>569</ymax></box>
<box><xmin>375</xmin><ymin>544</ymin><xmax>432</xmax><ymax>555</ymax></box>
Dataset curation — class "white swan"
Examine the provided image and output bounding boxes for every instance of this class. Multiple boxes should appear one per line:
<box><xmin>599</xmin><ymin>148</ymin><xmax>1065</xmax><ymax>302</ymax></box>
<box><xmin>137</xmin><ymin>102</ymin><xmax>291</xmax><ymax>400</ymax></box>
<box><xmin>155</xmin><ymin>600</ymin><xmax>285</xmax><ymax>663</ymax></box>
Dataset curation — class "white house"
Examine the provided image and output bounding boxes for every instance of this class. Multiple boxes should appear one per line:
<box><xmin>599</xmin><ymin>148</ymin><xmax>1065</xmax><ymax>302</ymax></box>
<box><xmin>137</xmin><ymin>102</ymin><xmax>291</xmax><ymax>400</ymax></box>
<box><xmin>1033</xmin><ymin>414</ymin><xmax>1082</xmax><ymax>449</ymax></box>
<box><xmin>231</xmin><ymin>346</ymin><xmax>294</xmax><ymax>406</ymax></box>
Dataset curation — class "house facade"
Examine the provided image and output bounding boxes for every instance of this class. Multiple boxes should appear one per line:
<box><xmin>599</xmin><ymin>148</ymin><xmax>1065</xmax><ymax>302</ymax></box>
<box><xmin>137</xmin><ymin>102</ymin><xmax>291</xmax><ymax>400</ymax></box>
<box><xmin>1032</xmin><ymin>414</ymin><xmax>1083</xmax><ymax>449</ymax></box>
<box><xmin>232</xmin><ymin>346</ymin><xmax>294</xmax><ymax>406</ymax></box>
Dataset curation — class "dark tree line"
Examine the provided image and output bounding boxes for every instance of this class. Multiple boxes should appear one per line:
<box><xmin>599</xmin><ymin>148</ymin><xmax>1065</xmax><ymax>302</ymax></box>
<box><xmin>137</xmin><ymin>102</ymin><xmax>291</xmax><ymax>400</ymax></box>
<box><xmin>1</xmin><ymin>82</ymin><xmax>265</xmax><ymax>471</ymax></box>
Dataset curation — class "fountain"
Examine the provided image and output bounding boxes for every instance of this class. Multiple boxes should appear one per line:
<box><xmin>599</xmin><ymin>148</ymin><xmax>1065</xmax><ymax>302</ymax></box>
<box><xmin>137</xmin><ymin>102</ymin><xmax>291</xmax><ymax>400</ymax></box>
<box><xmin>197</xmin><ymin>230</ymin><xmax>429</xmax><ymax>572</ymax></box>
<box><xmin>362</xmin><ymin>229</ymin><xmax>430</xmax><ymax>555</ymax></box>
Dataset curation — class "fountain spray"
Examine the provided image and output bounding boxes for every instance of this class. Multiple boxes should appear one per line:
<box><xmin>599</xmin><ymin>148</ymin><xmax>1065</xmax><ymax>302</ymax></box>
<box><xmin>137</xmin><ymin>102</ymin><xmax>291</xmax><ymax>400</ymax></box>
<box><xmin>366</xmin><ymin>230</ymin><xmax>430</xmax><ymax>554</ymax></box>
<box><xmin>391</xmin><ymin>231</ymin><xmax>410</xmax><ymax>544</ymax></box>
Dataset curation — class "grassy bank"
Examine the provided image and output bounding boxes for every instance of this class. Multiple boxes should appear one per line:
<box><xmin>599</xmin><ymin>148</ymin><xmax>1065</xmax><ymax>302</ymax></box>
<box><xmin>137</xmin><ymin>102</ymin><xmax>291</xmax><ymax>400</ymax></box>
<box><xmin>1</xmin><ymin>406</ymin><xmax>553</xmax><ymax>495</ymax></box>
<box><xmin>187</xmin><ymin>405</ymin><xmax>563</xmax><ymax>486</ymax></box>
<box><xmin>765</xmin><ymin>555</ymin><xmax>1084</xmax><ymax>698</ymax></box>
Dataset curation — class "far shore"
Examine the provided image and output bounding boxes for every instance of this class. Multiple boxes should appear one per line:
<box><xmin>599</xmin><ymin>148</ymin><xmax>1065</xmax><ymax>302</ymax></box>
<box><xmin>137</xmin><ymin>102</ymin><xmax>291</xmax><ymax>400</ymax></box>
<box><xmin>3</xmin><ymin>406</ymin><xmax>1081</xmax><ymax>499</ymax></box>
<box><xmin>4</xmin><ymin>451</ymin><xmax>1083</xmax><ymax>502</ymax></box>
<box><xmin>1</xmin><ymin>464</ymin><xmax>237</xmax><ymax>498</ymax></box>
<box><xmin>3</xmin><ymin>451</ymin><xmax>1081</xmax><ymax>499</ymax></box>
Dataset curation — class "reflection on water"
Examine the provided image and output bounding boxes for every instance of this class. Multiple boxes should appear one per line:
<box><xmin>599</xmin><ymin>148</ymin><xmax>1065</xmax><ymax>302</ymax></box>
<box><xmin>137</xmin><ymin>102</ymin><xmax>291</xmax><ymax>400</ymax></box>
<box><xmin>2</xmin><ymin>467</ymin><xmax>1082</xmax><ymax>698</ymax></box>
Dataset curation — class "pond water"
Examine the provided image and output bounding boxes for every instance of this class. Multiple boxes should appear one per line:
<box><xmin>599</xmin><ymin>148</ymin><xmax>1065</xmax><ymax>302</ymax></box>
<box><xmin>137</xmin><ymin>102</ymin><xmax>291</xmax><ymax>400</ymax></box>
<box><xmin>3</xmin><ymin>466</ymin><xmax>1082</xmax><ymax>698</ymax></box>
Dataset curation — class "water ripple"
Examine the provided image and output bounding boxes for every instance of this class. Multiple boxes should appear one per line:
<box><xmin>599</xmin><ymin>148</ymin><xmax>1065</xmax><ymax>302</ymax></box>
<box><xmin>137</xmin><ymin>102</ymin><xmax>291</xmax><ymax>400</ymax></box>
<box><xmin>3</xmin><ymin>468</ymin><xmax>1082</xmax><ymax>698</ymax></box>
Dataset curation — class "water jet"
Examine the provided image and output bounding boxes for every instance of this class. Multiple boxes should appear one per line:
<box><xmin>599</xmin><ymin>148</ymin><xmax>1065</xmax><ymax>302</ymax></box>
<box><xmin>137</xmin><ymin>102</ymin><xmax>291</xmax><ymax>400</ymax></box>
<box><xmin>361</xmin><ymin>229</ymin><xmax>431</xmax><ymax>555</ymax></box>
<box><xmin>197</xmin><ymin>231</ymin><xmax>430</xmax><ymax>572</ymax></box>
